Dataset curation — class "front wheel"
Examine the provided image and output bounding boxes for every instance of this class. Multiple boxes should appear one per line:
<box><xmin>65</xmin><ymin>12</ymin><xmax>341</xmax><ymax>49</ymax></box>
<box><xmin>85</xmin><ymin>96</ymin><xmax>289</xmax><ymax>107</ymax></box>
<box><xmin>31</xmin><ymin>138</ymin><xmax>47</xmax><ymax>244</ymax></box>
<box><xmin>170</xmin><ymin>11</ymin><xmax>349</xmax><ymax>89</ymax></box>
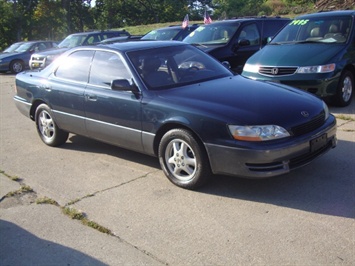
<box><xmin>333</xmin><ymin>70</ymin><xmax>353</xmax><ymax>107</ymax></box>
<box><xmin>10</xmin><ymin>60</ymin><xmax>24</xmax><ymax>74</ymax></box>
<box><xmin>158</xmin><ymin>129</ymin><xmax>211</xmax><ymax>189</ymax></box>
<box><xmin>35</xmin><ymin>104</ymin><xmax>68</xmax><ymax>146</ymax></box>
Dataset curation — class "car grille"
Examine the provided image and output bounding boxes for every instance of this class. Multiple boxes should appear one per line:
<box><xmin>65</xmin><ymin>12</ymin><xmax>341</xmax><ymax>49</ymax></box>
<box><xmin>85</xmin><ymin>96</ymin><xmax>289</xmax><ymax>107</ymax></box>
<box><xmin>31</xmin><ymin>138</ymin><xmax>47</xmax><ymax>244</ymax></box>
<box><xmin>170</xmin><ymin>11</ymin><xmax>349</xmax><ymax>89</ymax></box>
<box><xmin>259</xmin><ymin>66</ymin><xmax>298</xmax><ymax>76</ymax></box>
<box><xmin>32</xmin><ymin>56</ymin><xmax>45</xmax><ymax>61</ymax></box>
<box><xmin>290</xmin><ymin>112</ymin><xmax>325</xmax><ymax>136</ymax></box>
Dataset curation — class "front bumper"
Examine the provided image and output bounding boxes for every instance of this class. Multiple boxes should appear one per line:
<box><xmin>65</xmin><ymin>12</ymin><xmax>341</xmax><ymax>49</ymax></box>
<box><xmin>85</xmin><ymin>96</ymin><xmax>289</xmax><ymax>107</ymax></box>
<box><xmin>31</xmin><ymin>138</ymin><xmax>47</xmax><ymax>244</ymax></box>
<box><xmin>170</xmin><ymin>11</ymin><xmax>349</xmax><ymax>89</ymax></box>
<box><xmin>243</xmin><ymin>72</ymin><xmax>340</xmax><ymax>98</ymax></box>
<box><xmin>205</xmin><ymin>115</ymin><xmax>337</xmax><ymax>178</ymax></box>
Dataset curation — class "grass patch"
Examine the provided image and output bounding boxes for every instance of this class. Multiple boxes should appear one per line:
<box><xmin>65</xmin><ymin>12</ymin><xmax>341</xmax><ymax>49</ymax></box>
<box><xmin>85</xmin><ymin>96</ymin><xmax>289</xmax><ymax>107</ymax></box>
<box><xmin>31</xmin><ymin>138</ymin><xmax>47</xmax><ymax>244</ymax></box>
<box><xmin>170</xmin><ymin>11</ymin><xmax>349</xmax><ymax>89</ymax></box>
<box><xmin>62</xmin><ymin>206</ymin><xmax>85</xmax><ymax>220</ymax></box>
<box><xmin>36</xmin><ymin>196</ymin><xmax>59</xmax><ymax>206</ymax></box>
<box><xmin>0</xmin><ymin>170</ymin><xmax>21</xmax><ymax>182</ymax></box>
<box><xmin>84</xmin><ymin>220</ymin><xmax>112</xmax><ymax>234</ymax></box>
<box><xmin>20</xmin><ymin>185</ymin><xmax>33</xmax><ymax>193</ymax></box>
<box><xmin>62</xmin><ymin>206</ymin><xmax>112</xmax><ymax>234</ymax></box>
<box><xmin>336</xmin><ymin>115</ymin><xmax>355</xmax><ymax>122</ymax></box>
<box><xmin>6</xmin><ymin>185</ymin><xmax>34</xmax><ymax>197</ymax></box>
<box><xmin>67</xmin><ymin>198</ymin><xmax>81</xmax><ymax>206</ymax></box>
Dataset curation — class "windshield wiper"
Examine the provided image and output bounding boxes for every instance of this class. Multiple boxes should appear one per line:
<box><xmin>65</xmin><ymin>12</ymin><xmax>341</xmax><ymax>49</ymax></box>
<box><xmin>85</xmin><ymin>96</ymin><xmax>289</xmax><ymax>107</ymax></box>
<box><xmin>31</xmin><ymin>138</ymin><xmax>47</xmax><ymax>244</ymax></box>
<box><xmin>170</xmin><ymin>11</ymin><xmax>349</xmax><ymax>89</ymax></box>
<box><xmin>191</xmin><ymin>43</ymin><xmax>208</xmax><ymax>48</ymax></box>
<box><xmin>295</xmin><ymin>39</ymin><xmax>322</xmax><ymax>44</ymax></box>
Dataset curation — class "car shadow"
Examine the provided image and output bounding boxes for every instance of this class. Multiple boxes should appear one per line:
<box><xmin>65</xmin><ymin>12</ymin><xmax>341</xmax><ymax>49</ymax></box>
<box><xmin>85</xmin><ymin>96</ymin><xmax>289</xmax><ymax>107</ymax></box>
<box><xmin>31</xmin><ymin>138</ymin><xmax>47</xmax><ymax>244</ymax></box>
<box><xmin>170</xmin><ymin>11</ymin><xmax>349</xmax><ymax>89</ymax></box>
<box><xmin>62</xmin><ymin>135</ymin><xmax>354</xmax><ymax>219</ymax></box>
<box><xmin>0</xmin><ymin>220</ymin><xmax>108</xmax><ymax>265</ymax></box>
<box><xmin>328</xmin><ymin>95</ymin><xmax>355</xmax><ymax>116</ymax></box>
<box><xmin>64</xmin><ymin>134</ymin><xmax>161</xmax><ymax>169</ymax></box>
<box><xmin>198</xmin><ymin>138</ymin><xmax>355</xmax><ymax>219</ymax></box>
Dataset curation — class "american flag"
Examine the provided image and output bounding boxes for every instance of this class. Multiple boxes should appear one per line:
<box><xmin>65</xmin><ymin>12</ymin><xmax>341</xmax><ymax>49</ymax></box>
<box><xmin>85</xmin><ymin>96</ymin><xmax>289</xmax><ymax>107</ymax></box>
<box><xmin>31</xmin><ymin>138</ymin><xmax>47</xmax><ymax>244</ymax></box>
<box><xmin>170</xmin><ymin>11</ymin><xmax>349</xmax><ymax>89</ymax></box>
<box><xmin>204</xmin><ymin>10</ymin><xmax>212</xmax><ymax>24</ymax></box>
<box><xmin>182</xmin><ymin>14</ymin><xmax>189</xmax><ymax>29</ymax></box>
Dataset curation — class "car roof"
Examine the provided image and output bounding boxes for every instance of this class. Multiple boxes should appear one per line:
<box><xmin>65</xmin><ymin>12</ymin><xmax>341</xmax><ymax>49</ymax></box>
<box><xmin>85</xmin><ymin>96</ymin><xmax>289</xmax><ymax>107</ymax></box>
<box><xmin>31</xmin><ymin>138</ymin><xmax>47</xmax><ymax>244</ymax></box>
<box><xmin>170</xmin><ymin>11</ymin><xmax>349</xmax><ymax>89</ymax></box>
<box><xmin>69</xmin><ymin>30</ymin><xmax>128</xmax><ymax>36</ymax></box>
<box><xmin>18</xmin><ymin>40</ymin><xmax>54</xmax><ymax>44</ymax></box>
<box><xmin>207</xmin><ymin>16</ymin><xmax>290</xmax><ymax>25</ymax></box>
<box><xmin>296</xmin><ymin>10</ymin><xmax>355</xmax><ymax>19</ymax></box>
<box><xmin>98</xmin><ymin>40</ymin><xmax>187</xmax><ymax>52</ymax></box>
<box><xmin>148</xmin><ymin>24</ymin><xmax>200</xmax><ymax>31</ymax></box>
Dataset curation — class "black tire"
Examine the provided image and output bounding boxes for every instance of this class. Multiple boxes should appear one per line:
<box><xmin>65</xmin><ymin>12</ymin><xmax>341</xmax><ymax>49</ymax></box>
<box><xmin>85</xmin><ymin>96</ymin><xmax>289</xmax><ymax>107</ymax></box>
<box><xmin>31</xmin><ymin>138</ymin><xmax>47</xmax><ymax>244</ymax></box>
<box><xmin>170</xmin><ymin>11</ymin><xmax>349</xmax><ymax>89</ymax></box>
<box><xmin>35</xmin><ymin>104</ymin><xmax>68</xmax><ymax>147</ymax></box>
<box><xmin>334</xmin><ymin>70</ymin><xmax>353</xmax><ymax>107</ymax></box>
<box><xmin>10</xmin><ymin>60</ymin><xmax>24</xmax><ymax>74</ymax></box>
<box><xmin>158</xmin><ymin>128</ymin><xmax>211</xmax><ymax>189</ymax></box>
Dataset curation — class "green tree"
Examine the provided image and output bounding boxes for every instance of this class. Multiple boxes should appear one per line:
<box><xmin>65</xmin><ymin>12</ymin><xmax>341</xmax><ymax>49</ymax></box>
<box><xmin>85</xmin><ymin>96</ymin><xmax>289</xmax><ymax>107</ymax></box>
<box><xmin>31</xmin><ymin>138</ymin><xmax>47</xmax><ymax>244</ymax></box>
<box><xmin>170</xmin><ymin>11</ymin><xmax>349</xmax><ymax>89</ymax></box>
<box><xmin>212</xmin><ymin>0</ymin><xmax>267</xmax><ymax>18</ymax></box>
<box><xmin>32</xmin><ymin>0</ymin><xmax>65</xmax><ymax>40</ymax></box>
<box><xmin>0</xmin><ymin>1</ymin><xmax>17</xmax><ymax>49</ymax></box>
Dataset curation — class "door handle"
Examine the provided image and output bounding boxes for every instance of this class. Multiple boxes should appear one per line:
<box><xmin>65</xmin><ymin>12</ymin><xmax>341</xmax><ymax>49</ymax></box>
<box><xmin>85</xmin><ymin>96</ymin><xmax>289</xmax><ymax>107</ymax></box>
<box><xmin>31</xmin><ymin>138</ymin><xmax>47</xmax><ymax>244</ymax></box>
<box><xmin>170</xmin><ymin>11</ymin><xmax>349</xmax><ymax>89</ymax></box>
<box><xmin>39</xmin><ymin>84</ymin><xmax>51</xmax><ymax>91</ymax></box>
<box><xmin>86</xmin><ymin>94</ymin><xmax>97</xmax><ymax>101</ymax></box>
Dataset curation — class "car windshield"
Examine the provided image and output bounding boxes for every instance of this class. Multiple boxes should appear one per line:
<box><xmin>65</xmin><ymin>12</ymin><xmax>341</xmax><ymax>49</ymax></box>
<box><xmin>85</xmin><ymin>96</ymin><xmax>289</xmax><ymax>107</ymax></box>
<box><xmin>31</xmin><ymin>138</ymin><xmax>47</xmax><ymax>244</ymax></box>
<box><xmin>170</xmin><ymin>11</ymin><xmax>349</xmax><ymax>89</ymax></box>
<box><xmin>13</xmin><ymin>42</ymin><xmax>33</xmax><ymax>52</ymax></box>
<box><xmin>183</xmin><ymin>23</ymin><xmax>239</xmax><ymax>45</ymax></box>
<box><xmin>3</xmin><ymin>42</ymin><xmax>23</xmax><ymax>53</ymax></box>
<box><xmin>127</xmin><ymin>44</ymin><xmax>232</xmax><ymax>90</ymax></box>
<box><xmin>142</xmin><ymin>28</ymin><xmax>182</xmax><ymax>40</ymax></box>
<box><xmin>59</xmin><ymin>35</ymin><xmax>87</xmax><ymax>48</ymax></box>
<box><xmin>271</xmin><ymin>16</ymin><xmax>352</xmax><ymax>44</ymax></box>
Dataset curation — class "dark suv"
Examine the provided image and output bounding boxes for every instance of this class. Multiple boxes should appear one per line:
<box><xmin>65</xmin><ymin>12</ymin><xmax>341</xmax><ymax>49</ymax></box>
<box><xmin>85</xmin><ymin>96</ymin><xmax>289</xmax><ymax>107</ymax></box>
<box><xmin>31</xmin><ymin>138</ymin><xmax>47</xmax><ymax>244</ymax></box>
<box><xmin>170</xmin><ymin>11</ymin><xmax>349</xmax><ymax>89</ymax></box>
<box><xmin>183</xmin><ymin>17</ymin><xmax>290</xmax><ymax>73</ymax></box>
<box><xmin>30</xmin><ymin>30</ymin><xmax>130</xmax><ymax>69</ymax></box>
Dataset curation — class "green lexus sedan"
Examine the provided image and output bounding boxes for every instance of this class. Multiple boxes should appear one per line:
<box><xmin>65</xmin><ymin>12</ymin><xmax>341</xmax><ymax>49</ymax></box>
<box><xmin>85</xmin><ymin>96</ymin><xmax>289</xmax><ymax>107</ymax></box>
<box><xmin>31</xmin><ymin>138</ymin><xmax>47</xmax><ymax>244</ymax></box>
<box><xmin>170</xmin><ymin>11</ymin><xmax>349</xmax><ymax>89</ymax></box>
<box><xmin>242</xmin><ymin>10</ymin><xmax>355</xmax><ymax>107</ymax></box>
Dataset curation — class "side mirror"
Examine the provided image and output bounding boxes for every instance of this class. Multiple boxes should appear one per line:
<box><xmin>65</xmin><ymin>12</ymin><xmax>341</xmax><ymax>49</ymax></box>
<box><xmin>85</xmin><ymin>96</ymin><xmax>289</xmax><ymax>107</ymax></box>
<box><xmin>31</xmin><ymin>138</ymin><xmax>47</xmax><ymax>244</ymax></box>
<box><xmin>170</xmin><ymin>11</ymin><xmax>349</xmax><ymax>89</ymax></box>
<box><xmin>111</xmin><ymin>79</ymin><xmax>140</xmax><ymax>93</ymax></box>
<box><xmin>238</xmin><ymin>39</ymin><xmax>250</xmax><ymax>47</ymax></box>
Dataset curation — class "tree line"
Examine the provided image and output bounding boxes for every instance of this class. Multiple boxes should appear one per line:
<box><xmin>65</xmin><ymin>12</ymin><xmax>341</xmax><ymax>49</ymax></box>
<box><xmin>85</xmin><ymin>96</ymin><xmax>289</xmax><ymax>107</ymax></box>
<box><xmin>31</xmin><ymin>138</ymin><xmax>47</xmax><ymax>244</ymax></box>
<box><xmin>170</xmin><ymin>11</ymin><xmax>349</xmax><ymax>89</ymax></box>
<box><xmin>0</xmin><ymin>0</ymin><xmax>337</xmax><ymax>50</ymax></box>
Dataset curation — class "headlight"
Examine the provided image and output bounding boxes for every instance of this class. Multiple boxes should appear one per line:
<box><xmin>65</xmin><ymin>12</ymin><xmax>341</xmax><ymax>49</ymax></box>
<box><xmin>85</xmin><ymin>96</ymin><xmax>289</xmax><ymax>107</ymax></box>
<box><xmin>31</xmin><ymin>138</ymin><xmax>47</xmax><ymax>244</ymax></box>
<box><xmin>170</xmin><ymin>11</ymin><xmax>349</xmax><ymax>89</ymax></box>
<box><xmin>297</xmin><ymin>63</ymin><xmax>335</xmax><ymax>74</ymax></box>
<box><xmin>228</xmin><ymin>125</ymin><xmax>290</xmax><ymax>141</ymax></box>
<box><xmin>323</xmin><ymin>101</ymin><xmax>329</xmax><ymax>120</ymax></box>
<box><xmin>243</xmin><ymin>63</ymin><xmax>259</xmax><ymax>73</ymax></box>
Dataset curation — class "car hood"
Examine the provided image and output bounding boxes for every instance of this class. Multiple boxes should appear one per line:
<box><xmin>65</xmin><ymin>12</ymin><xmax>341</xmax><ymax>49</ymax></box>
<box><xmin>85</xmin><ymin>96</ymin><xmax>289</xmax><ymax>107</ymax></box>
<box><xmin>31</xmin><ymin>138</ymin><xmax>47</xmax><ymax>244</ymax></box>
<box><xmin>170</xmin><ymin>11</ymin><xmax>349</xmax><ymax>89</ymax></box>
<box><xmin>157</xmin><ymin>75</ymin><xmax>324</xmax><ymax>128</ymax></box>
<box><xmin>246</xmin><ymin>43</ymin><xmax>345</xmax><ymax>66</ymax></box>
<box><xmin>0</xmin><ymin>52</ymin><xmax>26</xmax><ymax>60</ymax></box>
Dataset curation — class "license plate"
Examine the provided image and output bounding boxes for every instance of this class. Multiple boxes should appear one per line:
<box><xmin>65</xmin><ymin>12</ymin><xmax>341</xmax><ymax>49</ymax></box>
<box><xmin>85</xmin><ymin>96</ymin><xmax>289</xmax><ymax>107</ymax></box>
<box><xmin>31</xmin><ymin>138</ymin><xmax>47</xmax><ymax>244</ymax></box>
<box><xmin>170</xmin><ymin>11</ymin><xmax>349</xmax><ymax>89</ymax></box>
<box><xmin>310</xmin><ymin>134</ymin><xmax>327</xmax><ymax>153</ymax></box>
<box><xmin>32</xmin><ymin>63</ymin><xmax>39</xmax><ymax>67</ymax></box>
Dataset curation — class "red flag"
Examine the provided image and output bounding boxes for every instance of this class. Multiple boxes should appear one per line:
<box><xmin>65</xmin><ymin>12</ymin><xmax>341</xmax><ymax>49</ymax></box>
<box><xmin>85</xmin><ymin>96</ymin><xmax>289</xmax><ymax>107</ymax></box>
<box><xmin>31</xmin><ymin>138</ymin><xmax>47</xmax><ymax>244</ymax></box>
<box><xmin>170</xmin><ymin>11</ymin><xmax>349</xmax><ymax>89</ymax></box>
<box><xmin>204</xmin><ymin>10</ymin><xmax>212</xmax><ymax>24</ymax></box>
<box><xmin>182</xmin><ymin>14</ymin><xmax>189</xmax><ymax>29</ymax></box>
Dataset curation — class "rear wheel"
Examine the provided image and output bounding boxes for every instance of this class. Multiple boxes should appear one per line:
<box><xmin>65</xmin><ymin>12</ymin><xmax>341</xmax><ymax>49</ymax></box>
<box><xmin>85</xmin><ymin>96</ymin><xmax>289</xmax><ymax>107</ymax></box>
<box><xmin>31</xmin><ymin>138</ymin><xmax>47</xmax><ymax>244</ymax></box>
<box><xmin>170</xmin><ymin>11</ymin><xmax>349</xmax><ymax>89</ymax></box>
<box><xmin>333</xmin><ymin>70</ymin><xmax>353</xmax><ymax>107</ymax></box>
<box><xmin>10</xmin><ymin>60</ymin><xmax>24</xmax><ymax>74</ymax></box>
<box><xmin>158</xmin><ymin>128</ymin><xmax>211</xmax><ymax>189</ymax></box>
<box><xmin>35</xmin><ymin>104</ymin><xmax>68</xmax><ymax>146</ymax></box>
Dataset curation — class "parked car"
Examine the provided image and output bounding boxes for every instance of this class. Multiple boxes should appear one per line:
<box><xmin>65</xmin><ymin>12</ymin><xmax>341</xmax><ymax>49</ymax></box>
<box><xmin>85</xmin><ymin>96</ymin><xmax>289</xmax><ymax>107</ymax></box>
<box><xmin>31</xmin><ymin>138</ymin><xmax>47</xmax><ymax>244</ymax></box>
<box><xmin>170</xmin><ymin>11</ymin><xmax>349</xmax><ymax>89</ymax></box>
<box><xmin>14</xmin><ymin>41</ymin><xmax>336</xmax><ymax>189</ymax></box>
<box><xmin>1</xmin><ymin>42</ymin><xmax>25</xmax><ymax>53</ymax></box>
<box><xmin>183</xmin><ymin>17</ymin><xmax>290</xmax><ymax>73</ymax></box>
<box><xmin>141</xmin><ymin>24</ymin><xmax>199</xmax><ymax>41</ymax></box>
<box><xmin>29</xmin><ymin>30</ymin><xmax>130</xmax><ymax>70</ymax></box>
<box><xmin>242</xmin><ymin>10</ymin><xmax>355</xmax><ymax>107</ymax></box>
<box><xmin>0</xmin><ymin>41</ymin><xmax>57</xmax><ymax>73</ymax></box>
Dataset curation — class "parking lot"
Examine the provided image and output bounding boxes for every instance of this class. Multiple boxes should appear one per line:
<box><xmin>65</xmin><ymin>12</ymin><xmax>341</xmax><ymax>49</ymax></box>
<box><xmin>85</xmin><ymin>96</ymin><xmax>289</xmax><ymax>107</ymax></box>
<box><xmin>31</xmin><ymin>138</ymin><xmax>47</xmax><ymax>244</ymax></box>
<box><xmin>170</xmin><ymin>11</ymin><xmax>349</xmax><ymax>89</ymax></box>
<box><xmin>1</xmin><ymin>73</ymin><xmax>354</xmax><ymax>265</ymax></box>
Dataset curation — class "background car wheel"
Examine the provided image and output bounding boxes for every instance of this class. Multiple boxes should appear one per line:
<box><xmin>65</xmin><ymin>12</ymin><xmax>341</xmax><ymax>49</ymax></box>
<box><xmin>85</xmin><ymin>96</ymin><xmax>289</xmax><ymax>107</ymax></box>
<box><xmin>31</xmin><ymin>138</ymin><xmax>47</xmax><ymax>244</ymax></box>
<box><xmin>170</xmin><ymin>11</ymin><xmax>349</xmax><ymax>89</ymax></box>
<box><xmin>334</xmin><ymin>70</ymin><xmax>353</xmax><ymax>107</ymax></box>
<box><xmin>10</xmin><ymin>60</ymin><xmax>24</xmax><ymax>74</ymax></box>
<box><xmin>158</xmin><ymin>128</ymin><xmax>211</xmax><ymax>189</ymax></box>
<box><xmin>35</xmin><ymin>104</ymin><xmax>68</xmax><ymax>147</ymax></box>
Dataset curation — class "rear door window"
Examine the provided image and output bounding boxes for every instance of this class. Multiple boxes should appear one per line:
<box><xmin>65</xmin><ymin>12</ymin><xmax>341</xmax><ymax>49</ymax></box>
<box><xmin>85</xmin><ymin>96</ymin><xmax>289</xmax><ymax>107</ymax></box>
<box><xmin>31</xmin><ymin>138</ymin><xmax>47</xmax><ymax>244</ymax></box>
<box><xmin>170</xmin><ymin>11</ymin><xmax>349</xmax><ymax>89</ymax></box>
<box><xmin>55</xmin><ymin>50</ymin><xmax>94</xmax><ymax>82</ymax></box>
